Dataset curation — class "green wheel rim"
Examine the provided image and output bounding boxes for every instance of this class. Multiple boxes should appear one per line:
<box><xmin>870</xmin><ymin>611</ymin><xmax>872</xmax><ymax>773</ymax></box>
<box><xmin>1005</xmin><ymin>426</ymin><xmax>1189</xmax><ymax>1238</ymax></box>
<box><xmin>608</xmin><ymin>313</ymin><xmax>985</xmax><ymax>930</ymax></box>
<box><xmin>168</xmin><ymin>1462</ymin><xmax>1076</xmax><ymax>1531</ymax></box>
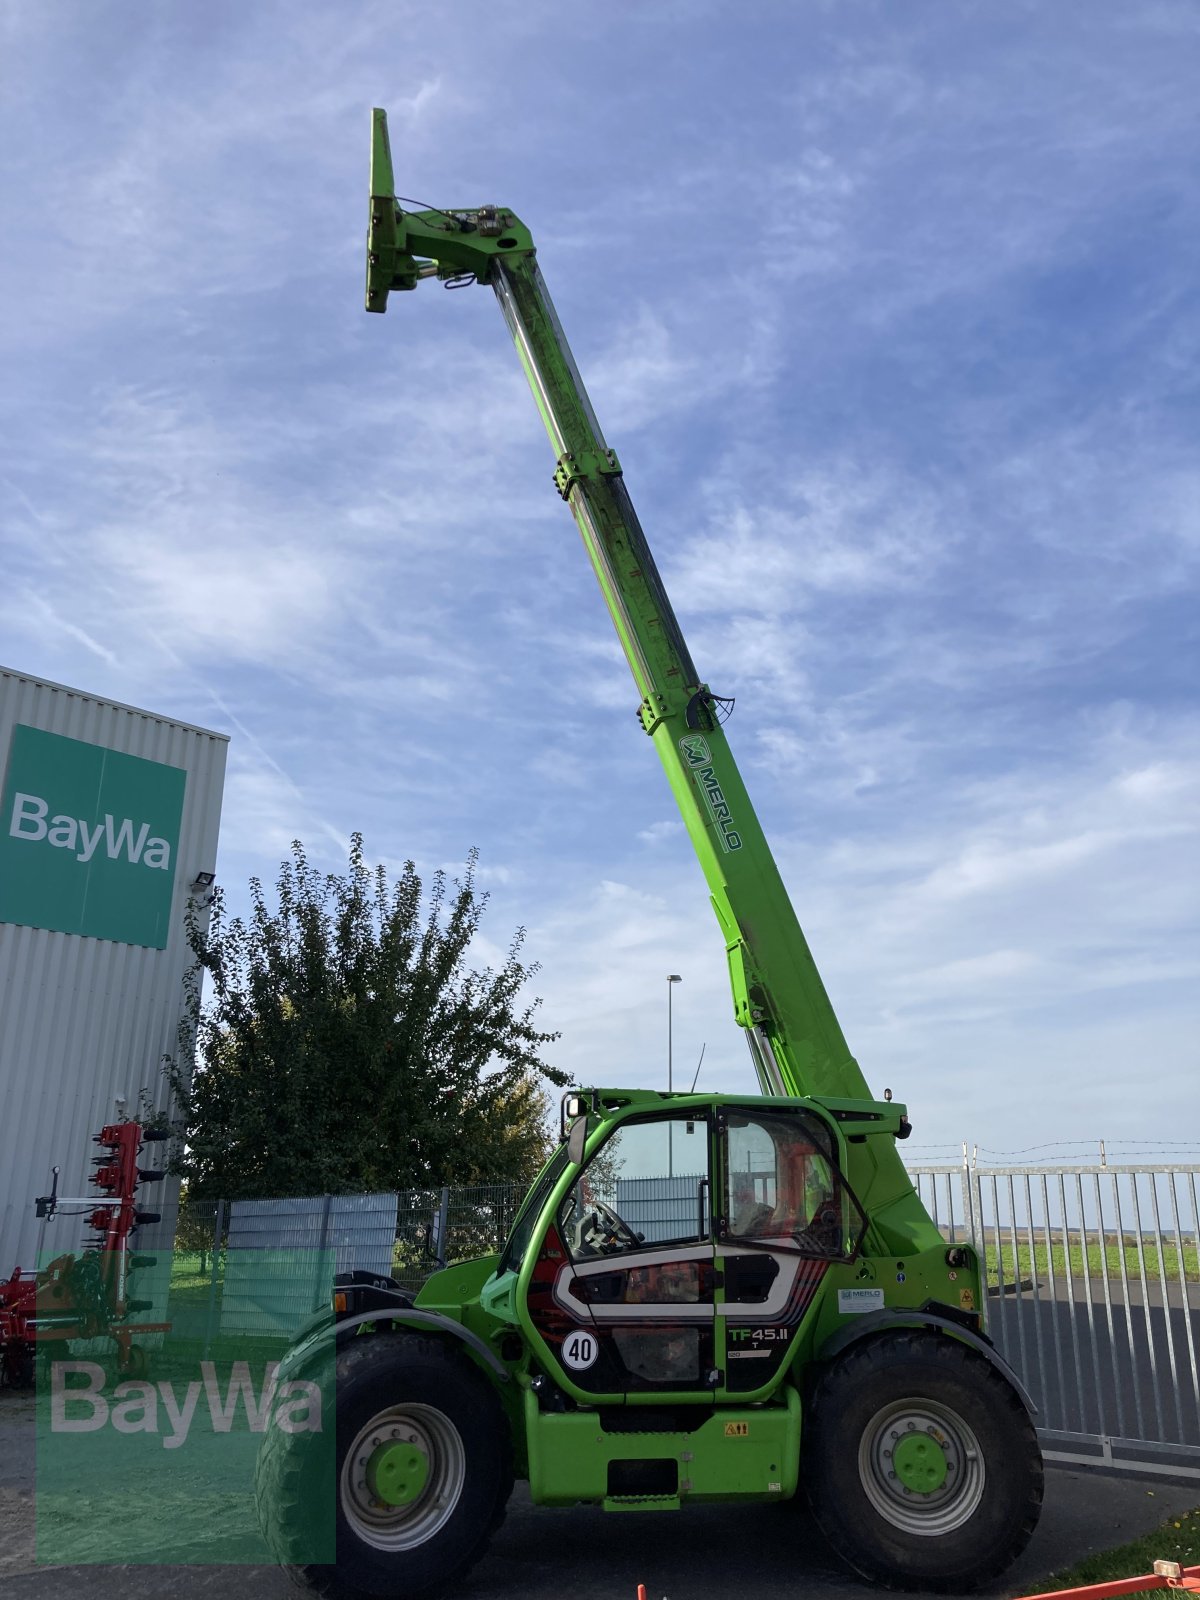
<box><xmin>340</xmin><ymin>1403</ymin><xmax>465</xmax><ymax>1550</ymax></box>
<box><xmin>892</xmin><ymin>1430</ymin><xmax>949</xmax><ymax>1493</ymax></box>
<box><xmin>366</xmin><ymin>1439</ymin><xmax>431</xmax><ymax>1507</ymax></box>
<box><xmin>858</xmin><ymin>1396</ymin><xmax>985</xmax><ymax>1537</ymax></box>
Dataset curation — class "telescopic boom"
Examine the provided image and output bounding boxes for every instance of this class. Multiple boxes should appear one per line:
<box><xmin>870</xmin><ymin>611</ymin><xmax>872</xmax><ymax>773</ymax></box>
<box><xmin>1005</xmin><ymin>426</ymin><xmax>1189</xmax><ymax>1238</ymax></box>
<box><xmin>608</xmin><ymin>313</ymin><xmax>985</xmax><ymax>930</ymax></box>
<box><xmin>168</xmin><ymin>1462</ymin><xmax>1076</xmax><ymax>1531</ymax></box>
<box><xmin>367</xmin><ymin>111</ymin><xmax>921</xmax><ymax>1204</ymax></box>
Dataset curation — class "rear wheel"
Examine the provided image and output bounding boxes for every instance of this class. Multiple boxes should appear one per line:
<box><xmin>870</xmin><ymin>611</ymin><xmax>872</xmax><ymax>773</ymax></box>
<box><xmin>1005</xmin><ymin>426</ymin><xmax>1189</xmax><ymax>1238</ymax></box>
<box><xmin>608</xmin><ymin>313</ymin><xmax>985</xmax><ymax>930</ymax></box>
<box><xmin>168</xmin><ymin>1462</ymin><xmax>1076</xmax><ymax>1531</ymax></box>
<box><xmin>805</xmin><ymin>1330</ymin><xmax>1043</xmax><ymax>1592</ymax></box>
<box><xmin>256</xmin><ymin>1333</ymin><xmax>512</xmax><ymax>1600</ymax></box>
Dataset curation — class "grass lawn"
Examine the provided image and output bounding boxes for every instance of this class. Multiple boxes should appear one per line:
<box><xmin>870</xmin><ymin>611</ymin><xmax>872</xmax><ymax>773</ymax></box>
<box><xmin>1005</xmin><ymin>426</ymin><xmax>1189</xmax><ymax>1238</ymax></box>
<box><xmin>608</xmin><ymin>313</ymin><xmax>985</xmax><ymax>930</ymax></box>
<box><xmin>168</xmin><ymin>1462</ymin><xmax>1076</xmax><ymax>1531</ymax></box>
<box><xmin>1032</xmin><ymin>1504</ymin><xmax>1200</xmax><ymax>1592</ymax></box>
<box><xmin>982</xmin><ymin>1239</ymin><xmax>1199</xmax><ymax>1289</ymax></box>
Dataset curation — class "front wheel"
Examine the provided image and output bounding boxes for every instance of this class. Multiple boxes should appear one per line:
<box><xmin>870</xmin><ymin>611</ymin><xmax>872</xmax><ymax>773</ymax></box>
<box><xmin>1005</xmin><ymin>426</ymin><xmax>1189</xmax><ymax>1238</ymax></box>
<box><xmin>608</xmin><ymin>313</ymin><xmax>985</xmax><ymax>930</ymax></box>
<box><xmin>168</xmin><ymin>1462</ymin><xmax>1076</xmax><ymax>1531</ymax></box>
<box><xmin>805</xmin><ymin>1330</ymin><xmax>1043</xmax><ymax>1592</ymax></box>
<box><xmin>256</xmin><ymin>1333</ymin><xmax>512</xmax><ymax>1600</ymax></box>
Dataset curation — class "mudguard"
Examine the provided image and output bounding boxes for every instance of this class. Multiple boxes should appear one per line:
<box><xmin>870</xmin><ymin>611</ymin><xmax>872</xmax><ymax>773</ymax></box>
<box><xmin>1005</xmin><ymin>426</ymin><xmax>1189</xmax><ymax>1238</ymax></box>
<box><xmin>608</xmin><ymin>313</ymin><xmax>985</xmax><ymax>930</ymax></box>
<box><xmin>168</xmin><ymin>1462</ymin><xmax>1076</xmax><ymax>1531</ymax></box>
<box><xmin>278</xmin><ymin>1274</ymin><xmax>509</xmax><ymax>1387</ymax></box>
<box><xmin>815</xmin><ymin>1308</ymin><xmax>1037</xmax><ymax>1415</ymax></box>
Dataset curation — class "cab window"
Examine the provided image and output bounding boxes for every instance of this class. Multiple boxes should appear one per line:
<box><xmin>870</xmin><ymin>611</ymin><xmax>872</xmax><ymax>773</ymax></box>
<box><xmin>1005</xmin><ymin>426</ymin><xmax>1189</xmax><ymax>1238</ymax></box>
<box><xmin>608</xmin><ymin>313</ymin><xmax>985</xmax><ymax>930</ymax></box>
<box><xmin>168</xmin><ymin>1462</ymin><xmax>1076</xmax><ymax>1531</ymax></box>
<box><xmin>496</xmin><ymin>1144</ymin><xmax>571</xmax><ymax>1274</ymax></box>
<box><xmin>558</xmin><ymin>1114</ymin><xmax>710</xmax><ymax>1261</ymax></box>
<box><xmin>724</xmin><ymin>1109</ymin><xmax>864</xmax><ymax>1259</ymax></box>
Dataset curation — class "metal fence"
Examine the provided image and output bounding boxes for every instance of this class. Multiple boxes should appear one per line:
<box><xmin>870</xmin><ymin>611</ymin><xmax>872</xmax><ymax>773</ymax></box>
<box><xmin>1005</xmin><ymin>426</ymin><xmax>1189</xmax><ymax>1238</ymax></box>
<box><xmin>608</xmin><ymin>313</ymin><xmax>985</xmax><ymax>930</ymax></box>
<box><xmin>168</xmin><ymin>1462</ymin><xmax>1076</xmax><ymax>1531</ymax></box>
<box><xmin>221</xmin><ymin>1192</ymin><xmax>398</xmax><ymax>1335</ymax></box>
<box><xmin>911</xmin><ymin>1162</ymin><xmax>1200</xmax><ymax>1480</ymax></box>
<box><xmin>617</xmin><ymin>1174</ymin><xmax>707</xmax><ymax>1243</ymax></box>
<box><xmin>171</xmin><ymin>1159</ymin><xmax>1199</xmax><ymax>1480</ymax></box>
<box><xmin>393</xmin><ymin>1183</ymin><xmax>525</xmax><ymax>1292</ymax></box>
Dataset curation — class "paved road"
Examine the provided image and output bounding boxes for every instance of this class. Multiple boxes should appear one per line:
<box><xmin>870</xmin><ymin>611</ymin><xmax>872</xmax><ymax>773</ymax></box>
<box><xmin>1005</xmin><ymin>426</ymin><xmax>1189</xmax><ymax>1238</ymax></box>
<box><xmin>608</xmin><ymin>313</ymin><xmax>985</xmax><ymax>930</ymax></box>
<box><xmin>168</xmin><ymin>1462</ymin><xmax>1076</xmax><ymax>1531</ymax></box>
<box><xmin>2</xmin><ymin>1391</ymin><xmax>1196</xmax><ymax>1600</ymax></box>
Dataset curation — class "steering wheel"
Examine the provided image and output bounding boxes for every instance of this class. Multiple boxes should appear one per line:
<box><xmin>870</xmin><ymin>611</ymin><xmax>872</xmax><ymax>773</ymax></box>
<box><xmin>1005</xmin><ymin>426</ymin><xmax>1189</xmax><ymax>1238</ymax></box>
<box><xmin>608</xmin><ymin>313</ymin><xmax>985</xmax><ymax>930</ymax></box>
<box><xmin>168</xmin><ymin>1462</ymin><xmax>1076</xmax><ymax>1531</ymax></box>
<box><xmin>589</xmin><ymin>1199</ymin><xmax>643</xmax><ymax>1253</ymax></box>
<box><xmin>799</xmin><ymin>1204</ymin><xmax>844</xmax><ymax>1255</ymax></box>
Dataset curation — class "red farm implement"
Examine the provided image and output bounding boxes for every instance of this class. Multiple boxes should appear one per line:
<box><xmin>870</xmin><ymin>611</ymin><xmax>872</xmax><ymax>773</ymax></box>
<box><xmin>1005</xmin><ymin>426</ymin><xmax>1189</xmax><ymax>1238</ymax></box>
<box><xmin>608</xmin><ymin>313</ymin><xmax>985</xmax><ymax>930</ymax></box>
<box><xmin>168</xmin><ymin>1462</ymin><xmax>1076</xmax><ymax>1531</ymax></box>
<box><xmin>0</xmin><ymin>1121</ymin><xmax>171</xmax><ymax>1387</ymax></box>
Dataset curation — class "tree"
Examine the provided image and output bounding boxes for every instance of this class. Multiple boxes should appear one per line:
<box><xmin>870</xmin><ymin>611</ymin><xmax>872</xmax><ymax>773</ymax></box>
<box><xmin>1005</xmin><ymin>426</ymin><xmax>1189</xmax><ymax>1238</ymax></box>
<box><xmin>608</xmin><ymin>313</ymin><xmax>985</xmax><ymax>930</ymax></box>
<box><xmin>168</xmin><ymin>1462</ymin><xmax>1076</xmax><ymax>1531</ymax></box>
<box><xmin>174</xmin><ymin>1184</ymin><xmax>220</xmax><ymax>1274</ymax></box>
<box><xmin>166</xmin><ymin>837</ymin><xmax>565</xmax><ymax>1201</ymax></box>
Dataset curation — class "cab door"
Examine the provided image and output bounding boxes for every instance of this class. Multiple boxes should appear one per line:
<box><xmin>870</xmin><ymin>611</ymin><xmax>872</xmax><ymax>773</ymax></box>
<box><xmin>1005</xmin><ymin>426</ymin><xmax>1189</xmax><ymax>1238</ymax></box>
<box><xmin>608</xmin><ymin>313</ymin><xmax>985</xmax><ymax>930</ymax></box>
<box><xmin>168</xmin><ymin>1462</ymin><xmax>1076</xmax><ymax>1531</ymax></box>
<box><xmin>716</xmin><ymin>1106</ymin><xmax>866</xmax><ymax>1394</ymax></box>
<box><xmin>525</xmin><ymin>1112</ymin><xmax>717</xmax><ymax>1400</ymax></box>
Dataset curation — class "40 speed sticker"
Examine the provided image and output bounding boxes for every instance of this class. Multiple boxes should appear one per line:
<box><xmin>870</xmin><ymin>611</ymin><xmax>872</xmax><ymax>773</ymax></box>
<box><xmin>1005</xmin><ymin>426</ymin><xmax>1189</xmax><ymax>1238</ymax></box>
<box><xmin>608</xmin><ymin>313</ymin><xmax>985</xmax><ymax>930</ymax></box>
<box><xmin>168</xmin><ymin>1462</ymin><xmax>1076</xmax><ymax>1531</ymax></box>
<box><xmin>560</xmin><ymin>1330</ymin><xmax>598</xmax><ymax>1371</ymax></box>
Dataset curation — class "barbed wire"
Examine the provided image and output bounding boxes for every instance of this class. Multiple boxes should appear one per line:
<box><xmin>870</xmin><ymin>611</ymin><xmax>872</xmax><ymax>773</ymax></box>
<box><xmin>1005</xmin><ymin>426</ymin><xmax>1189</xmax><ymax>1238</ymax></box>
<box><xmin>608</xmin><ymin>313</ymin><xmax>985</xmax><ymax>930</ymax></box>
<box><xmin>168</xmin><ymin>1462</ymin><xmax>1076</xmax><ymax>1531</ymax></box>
<box><xmin>907</xmin><ymin>1140</ymin><xmax>1200</xmax><ymax>1154</ymax></box>
<box><xmin>903</xmin><ymin>1137</ymin><xmax>1200</xmax><ymax>1167</ymax></box>
<box><xmin>977</xmin><ymin>1140</ymin><xmax>1200</xmax><ymax>1157</ymax></box>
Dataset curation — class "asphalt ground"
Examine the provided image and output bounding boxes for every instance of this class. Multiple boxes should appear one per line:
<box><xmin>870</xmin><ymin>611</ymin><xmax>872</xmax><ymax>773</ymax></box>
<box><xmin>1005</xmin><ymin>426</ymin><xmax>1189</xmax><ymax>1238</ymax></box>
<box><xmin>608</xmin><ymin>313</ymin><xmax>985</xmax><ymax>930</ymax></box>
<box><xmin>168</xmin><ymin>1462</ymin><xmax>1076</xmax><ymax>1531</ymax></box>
<box><xmin>1</xmin><ymin>1390</ymin><xmax>1196</xmax><ymax>1600</ymax></box>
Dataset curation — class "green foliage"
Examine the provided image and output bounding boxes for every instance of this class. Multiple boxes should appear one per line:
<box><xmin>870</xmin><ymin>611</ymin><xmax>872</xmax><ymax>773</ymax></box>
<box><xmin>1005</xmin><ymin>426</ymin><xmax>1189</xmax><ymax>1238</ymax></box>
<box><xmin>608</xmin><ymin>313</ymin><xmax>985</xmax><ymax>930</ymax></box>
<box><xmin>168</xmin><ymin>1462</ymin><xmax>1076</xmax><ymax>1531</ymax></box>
<box><xmin>173</xmin><ymin>1186</ymin><xmax>218</xmax><ymax>1256</ymax></box>
<box><xmin>167</xmin><ymin>837</ymin><xmax>564</xmax><ymax>1201</ymax></box>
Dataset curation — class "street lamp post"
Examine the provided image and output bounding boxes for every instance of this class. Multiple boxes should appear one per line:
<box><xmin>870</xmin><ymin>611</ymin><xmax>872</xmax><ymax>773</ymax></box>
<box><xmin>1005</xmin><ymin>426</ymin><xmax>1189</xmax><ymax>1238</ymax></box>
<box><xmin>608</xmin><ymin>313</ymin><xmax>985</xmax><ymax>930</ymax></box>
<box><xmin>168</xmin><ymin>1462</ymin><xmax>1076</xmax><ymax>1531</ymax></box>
<box><xmin>667</xmin><ymin>974</ymin><xmax>681</xmax><ymax>1177</ymax></box>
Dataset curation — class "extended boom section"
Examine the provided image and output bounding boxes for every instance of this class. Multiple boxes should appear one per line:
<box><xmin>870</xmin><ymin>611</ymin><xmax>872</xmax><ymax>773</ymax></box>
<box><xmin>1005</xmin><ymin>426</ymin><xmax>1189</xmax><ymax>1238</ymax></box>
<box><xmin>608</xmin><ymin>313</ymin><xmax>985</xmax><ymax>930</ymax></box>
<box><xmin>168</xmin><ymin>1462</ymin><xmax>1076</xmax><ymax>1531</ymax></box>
<box><xmin>491</xmin><ymin>258</ymin><xmax>860</xmax><ymax>1093</ymax></box>
<box><xmin>366</xmin><ymin>109</ymin><xmax>936</xmax><ymax>1253</ymax></box>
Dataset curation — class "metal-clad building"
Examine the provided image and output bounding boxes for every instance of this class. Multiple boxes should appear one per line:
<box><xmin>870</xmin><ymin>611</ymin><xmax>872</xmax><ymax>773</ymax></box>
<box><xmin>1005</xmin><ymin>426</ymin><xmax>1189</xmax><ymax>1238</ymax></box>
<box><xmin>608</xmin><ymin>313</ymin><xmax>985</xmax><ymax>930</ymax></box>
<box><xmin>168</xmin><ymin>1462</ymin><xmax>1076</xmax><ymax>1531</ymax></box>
<box><xmin>0</xmin><ymin>666</ymin><xmax>228</xmax><ymax>1269</ymax></box>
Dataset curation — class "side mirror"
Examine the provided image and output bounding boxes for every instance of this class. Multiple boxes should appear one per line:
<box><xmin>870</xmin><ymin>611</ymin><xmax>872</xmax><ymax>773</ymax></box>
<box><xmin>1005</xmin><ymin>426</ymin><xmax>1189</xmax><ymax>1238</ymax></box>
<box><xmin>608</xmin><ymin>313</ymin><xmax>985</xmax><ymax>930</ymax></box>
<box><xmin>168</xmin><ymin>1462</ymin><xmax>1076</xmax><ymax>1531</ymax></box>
<box><xmin>567</xmin><ymin>1116</ymin><xmax>588</xmax><ymax>1166</ymax></box>
<box><xmin>560</xmin><ymin>1088</ymin><xmax>593</xmax><ymax>1139</ymax></box>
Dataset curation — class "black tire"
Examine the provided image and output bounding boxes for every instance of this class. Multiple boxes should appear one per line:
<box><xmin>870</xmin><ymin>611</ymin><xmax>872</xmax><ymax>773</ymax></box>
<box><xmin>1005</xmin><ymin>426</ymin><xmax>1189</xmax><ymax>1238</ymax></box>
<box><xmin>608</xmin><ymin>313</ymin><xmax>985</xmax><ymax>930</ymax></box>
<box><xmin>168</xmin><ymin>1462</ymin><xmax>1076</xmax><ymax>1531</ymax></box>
<box><xmin>118</xmin><ymin>1344</ymin><xmax>150</xmax><ymax>1380</ymax></box>
<box><xmin>4</xmin><ymin>1344</ymin><xmax>36</xmax><ymax>1390</ymax></box>
<box><xmin>256</xmin><ymin>1333</ymin><xmax>513</xmax><ymax>1600</ymax></box>
<box><xmin>805</xmin><ymin>1330</ymin><xmax>1043</xmax><ymax>1593</ymax></box>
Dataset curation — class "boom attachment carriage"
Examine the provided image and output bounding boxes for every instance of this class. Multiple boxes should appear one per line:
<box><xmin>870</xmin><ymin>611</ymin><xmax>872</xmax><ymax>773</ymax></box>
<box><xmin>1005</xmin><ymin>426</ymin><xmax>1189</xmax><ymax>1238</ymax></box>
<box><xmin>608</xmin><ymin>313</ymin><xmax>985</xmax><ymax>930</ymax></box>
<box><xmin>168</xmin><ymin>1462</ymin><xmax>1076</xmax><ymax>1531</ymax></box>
<box><xmin>366</xmin><ymin>109</ymin><xmax>532</xmax><ymax>307</ymax></box>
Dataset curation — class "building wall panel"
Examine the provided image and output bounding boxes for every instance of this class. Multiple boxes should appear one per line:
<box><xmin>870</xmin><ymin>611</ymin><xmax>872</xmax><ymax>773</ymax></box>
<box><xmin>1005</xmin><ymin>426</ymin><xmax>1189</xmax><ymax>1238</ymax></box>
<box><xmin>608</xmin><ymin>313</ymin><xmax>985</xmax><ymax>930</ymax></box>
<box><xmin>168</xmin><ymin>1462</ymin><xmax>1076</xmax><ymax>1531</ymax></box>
<box><xmin>0</xmin><ymin>667</ymin><xmax>228</xmax><ymax>1269</ymax></box>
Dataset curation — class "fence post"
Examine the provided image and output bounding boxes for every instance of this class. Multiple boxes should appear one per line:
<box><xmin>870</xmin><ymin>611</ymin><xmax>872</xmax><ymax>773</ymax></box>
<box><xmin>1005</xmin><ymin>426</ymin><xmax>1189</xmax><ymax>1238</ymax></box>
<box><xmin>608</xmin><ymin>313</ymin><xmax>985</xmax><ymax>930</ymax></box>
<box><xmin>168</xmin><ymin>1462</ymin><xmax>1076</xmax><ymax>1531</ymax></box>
<box><xmin>961</xmin><ymin>1145</ymin><xmax>986</xmax><ymax>1261</ymax></box>
<box><xmin>435</xmin><ymin>1187</ymin><xmax>450</xmax><ymax>1270</ymax></box>
<box><xmin>959</xmin><ymin>1145</ymin><xmax>973</xmax><ymax>1250</ymax></box>
<box><xmin>315</xmin><ymin>1192</ymin><xmax>335</xmax><ymax>1314</ymax></box>
<box><xmin>202</xmin><ymin>1198</ymin><xmax>226</xmax><ymax>1360</ymax></box>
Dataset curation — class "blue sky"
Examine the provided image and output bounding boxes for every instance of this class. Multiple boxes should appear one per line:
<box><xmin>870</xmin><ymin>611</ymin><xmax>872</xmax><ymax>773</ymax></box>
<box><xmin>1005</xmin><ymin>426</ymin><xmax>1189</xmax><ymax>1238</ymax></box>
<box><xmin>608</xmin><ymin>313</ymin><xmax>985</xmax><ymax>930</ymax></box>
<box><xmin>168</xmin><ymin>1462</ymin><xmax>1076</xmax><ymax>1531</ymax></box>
<box><xmin>2</xmin><ymin>2</ymin><xmax>1197</xmax><ymax>1160</ymax></box>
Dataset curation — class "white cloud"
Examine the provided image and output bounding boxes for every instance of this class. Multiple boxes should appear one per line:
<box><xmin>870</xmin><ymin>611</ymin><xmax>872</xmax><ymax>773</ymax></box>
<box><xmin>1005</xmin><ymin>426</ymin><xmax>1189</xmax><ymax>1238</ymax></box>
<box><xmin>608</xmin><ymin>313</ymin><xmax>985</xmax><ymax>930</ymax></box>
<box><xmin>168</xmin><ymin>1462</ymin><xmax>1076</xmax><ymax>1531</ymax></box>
<box><xmin>673</xmin><ymin>463</ymin><xmax>958</xmax><ymax>621</ymax></box>
<box><xmin>587</xmin><ymin>307</ymin><xmax>710</xmax><ymax>431</ymax></box>
<box><xmin>638</xmin><ymin>819</ymin><xmax>682</xmax><ymax>845</ymax></box>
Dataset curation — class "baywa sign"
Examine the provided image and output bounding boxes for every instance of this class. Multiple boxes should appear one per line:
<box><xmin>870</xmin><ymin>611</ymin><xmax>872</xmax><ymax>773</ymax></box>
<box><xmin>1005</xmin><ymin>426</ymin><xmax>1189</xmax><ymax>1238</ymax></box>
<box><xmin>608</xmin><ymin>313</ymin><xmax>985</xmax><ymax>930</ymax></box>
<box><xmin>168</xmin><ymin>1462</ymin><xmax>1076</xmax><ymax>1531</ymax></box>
<box><xmin>0</xmin><ymin>724</ymin><xmax>187</xmax><ymax>949</ymax></box>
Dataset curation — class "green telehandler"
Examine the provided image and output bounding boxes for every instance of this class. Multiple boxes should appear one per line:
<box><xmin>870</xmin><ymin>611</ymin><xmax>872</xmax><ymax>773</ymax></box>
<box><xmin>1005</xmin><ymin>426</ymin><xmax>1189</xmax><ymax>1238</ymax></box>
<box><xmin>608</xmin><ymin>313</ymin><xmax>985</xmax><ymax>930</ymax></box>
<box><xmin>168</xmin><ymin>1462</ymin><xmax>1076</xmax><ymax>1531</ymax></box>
<box><xmin>254</xmin><ymin>109</ymin><xmax>1043</xmax><ymax>1598</ymax></box>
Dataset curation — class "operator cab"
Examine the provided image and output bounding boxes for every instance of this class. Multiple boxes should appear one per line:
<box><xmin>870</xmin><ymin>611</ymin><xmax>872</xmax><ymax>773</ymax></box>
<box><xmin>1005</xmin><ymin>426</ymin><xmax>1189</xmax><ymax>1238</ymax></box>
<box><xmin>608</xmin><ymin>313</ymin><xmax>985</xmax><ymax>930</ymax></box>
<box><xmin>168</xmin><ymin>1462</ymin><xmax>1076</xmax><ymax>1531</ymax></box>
<box><xmin>494</xmin><ymin>1091</ymin><xmax>866</xmax><ymax>1403</ymax></box>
